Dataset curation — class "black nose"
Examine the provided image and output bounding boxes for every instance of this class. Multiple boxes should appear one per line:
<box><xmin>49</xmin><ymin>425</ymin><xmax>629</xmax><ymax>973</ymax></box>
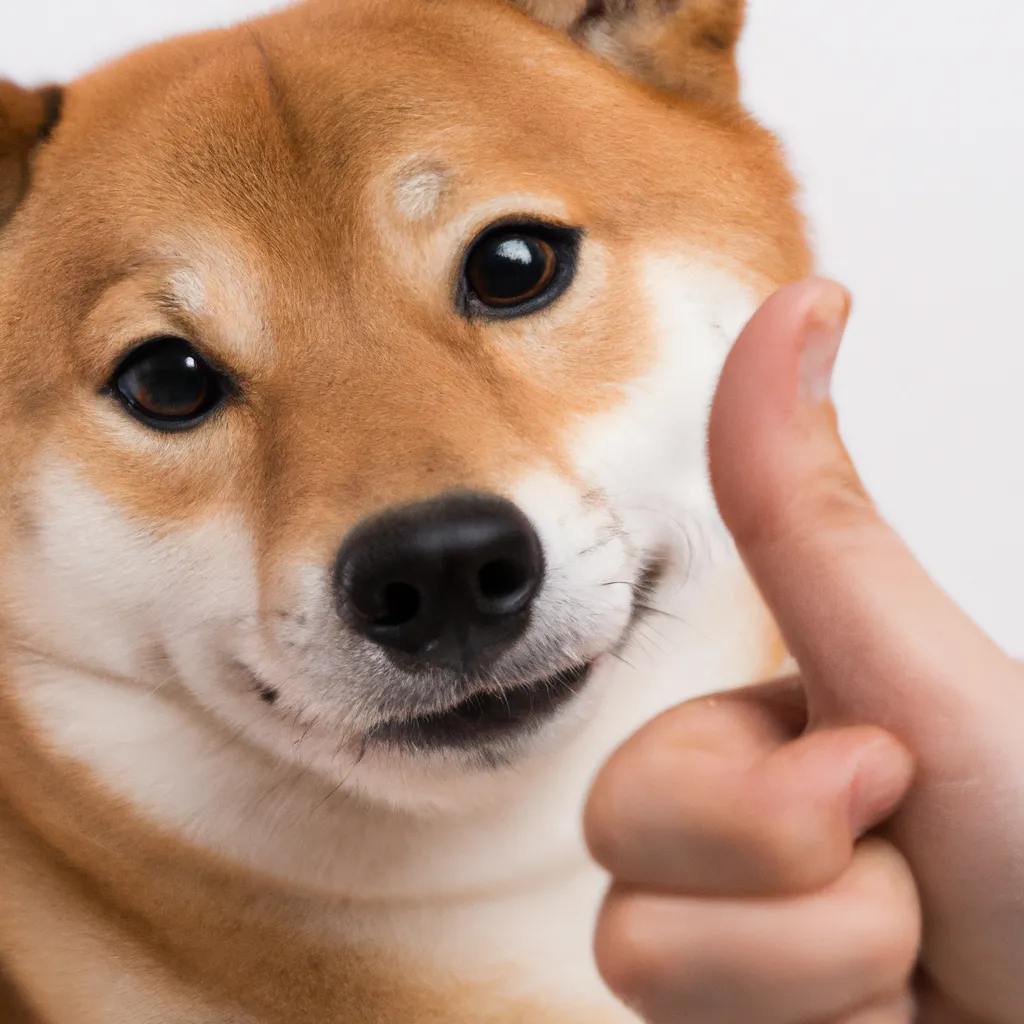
<box><xmin>334</xmin><ymin>493</ymin><xmax>544</xmax><ymax>669</ymax></box>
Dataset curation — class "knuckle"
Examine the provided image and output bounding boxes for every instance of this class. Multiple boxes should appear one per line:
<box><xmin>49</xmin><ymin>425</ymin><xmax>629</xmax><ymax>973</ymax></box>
<box><xmin>745</xmin><ymin>811</ymin><xmax>850</xmax><ymax>893</ymax></box>
<box><xmin>728</xmin><ymin>455</ymin><xmax>878</xmax><ymax>555</ymax></box>
<box><xmin>721</xmin><ymin>762</ymin><xmax>853</xmax><ymax>893</ymax></box>
<box><xmin>776</xmin><ymin>467</ymin><xmax>880</xmax><ymax>553</ymax></box>
<box><xmin>593</xmin><ymin>890</ymin><xmax>696</xmax><ymax>1002</ymax></box>
<box><xmin>800</xmin><ymin>456</ymin><xmax>874</xmax><ymax>528</ymax></box>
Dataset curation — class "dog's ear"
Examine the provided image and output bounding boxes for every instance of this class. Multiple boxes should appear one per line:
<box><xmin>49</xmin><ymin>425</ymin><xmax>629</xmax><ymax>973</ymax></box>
<box><xmin>512</xmin><ymin>0</ymin><xmax>745</xmax><ymax>107</ymax></box>
<box><xmin>0</xmin><ymin>81</ymin><xmax>63</xmax><ymax>229</ymax></box>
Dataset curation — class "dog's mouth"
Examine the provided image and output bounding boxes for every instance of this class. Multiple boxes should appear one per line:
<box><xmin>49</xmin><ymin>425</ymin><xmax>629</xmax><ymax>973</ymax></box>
<box><xmin>368</xmin><ymin>558</ymin><xmax>665</xmax><ymax>753</ymax></box>
<box><xmin>369</xmin><ymin>661</ymin><xmax>593</xmax><ymax>751</ymax></box>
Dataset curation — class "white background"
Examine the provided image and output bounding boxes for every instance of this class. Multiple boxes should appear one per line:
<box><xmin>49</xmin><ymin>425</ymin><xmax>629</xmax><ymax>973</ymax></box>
<box><xmin>2</xmin><ymin>1</ymin><xmax>1021</xmax><ymax>654</ymax></box>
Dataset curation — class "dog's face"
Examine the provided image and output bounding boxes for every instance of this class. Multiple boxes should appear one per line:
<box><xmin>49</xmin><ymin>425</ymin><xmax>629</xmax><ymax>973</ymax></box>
<box><xmin>0</xmin><ymin>0</ymin><xmax>808</xmax><ymax>811</ymax></box>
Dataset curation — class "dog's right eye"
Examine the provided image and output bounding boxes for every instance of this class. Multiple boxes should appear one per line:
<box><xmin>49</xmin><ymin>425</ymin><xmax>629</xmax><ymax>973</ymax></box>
<box><xmin>109</xmin><ymin>337</ymin><xmax>228</xmax><ymax>431</ymax></box>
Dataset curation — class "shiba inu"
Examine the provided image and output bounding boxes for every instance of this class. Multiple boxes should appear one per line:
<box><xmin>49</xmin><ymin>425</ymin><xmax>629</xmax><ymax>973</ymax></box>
<box><xmin>0</xmin><ymin>0</ymin><xmax>810</xmax><ymax>1019</ymax></box>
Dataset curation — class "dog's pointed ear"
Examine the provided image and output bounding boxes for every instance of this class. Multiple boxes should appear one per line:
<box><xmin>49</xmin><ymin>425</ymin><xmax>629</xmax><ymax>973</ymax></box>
<box><xmin>512</xmin><ymin>0</ymin><xmax>745</xmax><ymax>107</ymax></box>
<box><xmin>0</xmin><ymin>81</ymin><xmax>63</xmax><ymax>229</ymax></box>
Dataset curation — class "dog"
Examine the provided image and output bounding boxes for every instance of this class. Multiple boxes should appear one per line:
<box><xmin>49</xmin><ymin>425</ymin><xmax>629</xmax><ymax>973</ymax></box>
<box><xmin>0</xmin><ymin>0</ymin><xmax>810</xmax><ymax>1019</ymax></box>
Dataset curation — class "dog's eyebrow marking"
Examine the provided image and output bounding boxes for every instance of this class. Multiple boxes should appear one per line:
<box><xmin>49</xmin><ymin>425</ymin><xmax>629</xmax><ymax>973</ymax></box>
<box><xmin>394</xmin><ymin>164</ymin><xmax>450</xmax><ymax>221</ymax></box>
<box><xmin>166</xmin><ymin>268</ymin><xmax>206</xmax><ymax>317</ymax></box>
<box><xmin>154</xmin><ymin>240</ymin><xmax>272</xmax><ymax>366</ymax></box>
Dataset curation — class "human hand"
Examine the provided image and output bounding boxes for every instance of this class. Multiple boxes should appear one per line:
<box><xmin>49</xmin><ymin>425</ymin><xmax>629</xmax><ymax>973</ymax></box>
<box><xmin>586</xmin><ymin>279</ymin><xmax>1024</xmax><ymax>1023</ymax></box>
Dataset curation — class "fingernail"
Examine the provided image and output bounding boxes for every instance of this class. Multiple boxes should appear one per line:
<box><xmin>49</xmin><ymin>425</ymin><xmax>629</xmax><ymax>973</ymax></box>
<box><xmin>798</xmin><ymin>282</ymin><xmax>851</xmax><ymax>404</ymax></box>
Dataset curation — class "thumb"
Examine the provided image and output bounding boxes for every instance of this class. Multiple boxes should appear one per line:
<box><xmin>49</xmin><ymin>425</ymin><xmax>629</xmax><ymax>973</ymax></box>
<box><xmin>707</xmin><ymin>278</ymin><xmax>1018</xmax><ymax>743</ymax></box>
<box><xmin>708</xmin><ymin>279</ymin><xmax>1024</xmax><ymax>1023</ymax></box>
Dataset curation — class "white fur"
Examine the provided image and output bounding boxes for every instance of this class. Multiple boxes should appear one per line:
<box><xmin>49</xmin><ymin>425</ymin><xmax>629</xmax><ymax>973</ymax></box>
<box><xmin>393</xmin><ymin>164</ymin><xmax>450</xmax><ymax>220</ymax></box>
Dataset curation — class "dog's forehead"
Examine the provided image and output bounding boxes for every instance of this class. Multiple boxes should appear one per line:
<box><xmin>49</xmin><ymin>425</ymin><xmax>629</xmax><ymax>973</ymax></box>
<box><xmin>53</xmin><ymin>1</ymin><xmax>683</xmax><ymax>241</ymax></box>
<box><xmin>11</xmin><ymin>0</ymin><xmax>812</xmax><ymax>312</ymax></box>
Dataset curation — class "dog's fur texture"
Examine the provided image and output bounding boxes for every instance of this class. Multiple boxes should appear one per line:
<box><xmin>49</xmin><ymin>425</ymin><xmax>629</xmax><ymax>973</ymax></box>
<box><xmin>0</xmin><ymin>0</ymin><xmax>810</xmax><ymax>1019</ymax></box>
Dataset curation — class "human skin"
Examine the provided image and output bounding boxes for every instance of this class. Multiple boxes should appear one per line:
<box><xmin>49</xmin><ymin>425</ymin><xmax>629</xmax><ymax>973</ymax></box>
<box><xmin>585</xmin><ymin>278</ymin><xmax>1024</xmax><ymax>1024</ymax></box>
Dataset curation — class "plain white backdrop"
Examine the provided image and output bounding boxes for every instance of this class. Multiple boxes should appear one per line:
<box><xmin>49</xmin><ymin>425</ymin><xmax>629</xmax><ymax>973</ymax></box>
<box><xmin>2</xmin><ymin>1</ymin><xmax>1021</xmax><ymax>654</ymax></box>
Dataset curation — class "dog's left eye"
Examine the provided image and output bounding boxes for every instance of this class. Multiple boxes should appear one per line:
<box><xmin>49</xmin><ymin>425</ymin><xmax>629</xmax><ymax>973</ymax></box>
<box><xmin>460</xmin><ymin>220</ymin><xmax>580</xmax><ymax>319</ymax></box>
<box><xmin>110</xmin><ymin>337</ymin><xmax>227</xmax><ymax>430</ymax></box>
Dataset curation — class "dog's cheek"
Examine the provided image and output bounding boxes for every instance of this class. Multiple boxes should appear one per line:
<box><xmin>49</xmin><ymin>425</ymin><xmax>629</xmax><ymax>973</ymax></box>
<box><xmin>2</xmin><ymin>461</ymin><xmax>260</xmax><ymax>683</ymax></box>
<box><xmin>569</xmin><ymin>255</ymin><xmax>764</xmax><ymax>575</ymax></box>
<box><xmin>502</xmin><ymin>258</ymin><xmax>761</xmax><ymax>643</ymax></box>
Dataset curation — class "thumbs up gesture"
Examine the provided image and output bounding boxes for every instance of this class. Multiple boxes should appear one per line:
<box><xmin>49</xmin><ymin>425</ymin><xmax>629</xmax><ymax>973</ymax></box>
<box><xmin>586</xmin><ymin>280</ymin><xmax>1024</xmax><ymax>1024</ymax></box>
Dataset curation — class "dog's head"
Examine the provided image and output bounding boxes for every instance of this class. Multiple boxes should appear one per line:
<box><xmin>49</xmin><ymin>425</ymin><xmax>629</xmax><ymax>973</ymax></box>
<box><xmin>0</xmin><ymin>0</ymin><xmax>808</xmax><ymax>811</ymax></box>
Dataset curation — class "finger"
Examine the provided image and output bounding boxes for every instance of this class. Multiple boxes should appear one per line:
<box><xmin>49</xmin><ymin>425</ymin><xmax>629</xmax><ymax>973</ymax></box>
<box><xmin>585</xmin><ymin>682</ymin><xmax>913</xmax><ymax>896</ymax></box>
<box><xmin>707</xmin><ymin>278</ymin><xmax>1020</xmax><ymax>739</ymax></box>
<box><xmin>594</xmin><ymin>839</ymin><xmax>921</xmax><ymax>1024</ymax></box>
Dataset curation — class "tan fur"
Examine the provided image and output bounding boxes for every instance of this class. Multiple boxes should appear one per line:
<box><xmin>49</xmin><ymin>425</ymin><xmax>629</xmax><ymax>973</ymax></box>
<box><xmin>0</xmin><ymin>0</ymin><xmax>810</xmax><ymax>1018</ymax></box>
